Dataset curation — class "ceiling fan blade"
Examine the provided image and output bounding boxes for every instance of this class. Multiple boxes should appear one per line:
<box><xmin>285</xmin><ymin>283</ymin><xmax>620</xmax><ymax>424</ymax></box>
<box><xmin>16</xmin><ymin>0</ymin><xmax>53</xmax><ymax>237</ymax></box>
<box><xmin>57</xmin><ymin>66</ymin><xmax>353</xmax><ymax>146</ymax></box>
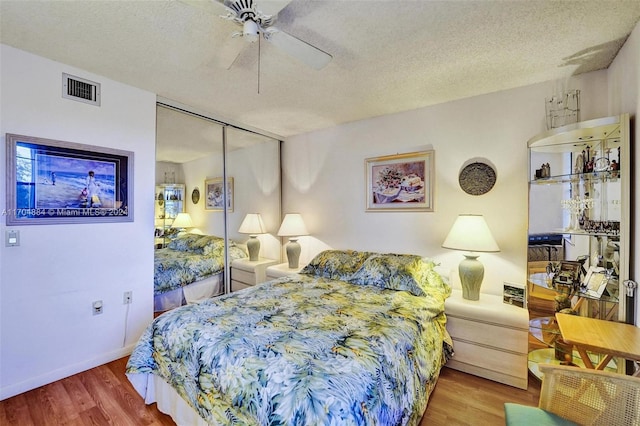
<box><xmin>179</xmin><ymin>0</ymin><xmax>227</xmax><ymax>15</ymax></box>
<box><xmin>245</xmin><ymin>0</ymin><xmax>292</xmax><ymax>17</ymax></box>
<box><xmin>217</xmin><ymin>35</ymin><xmax>247</xmax><ymax>69</ymax></box>
<box><xmin>265</xmin><ymin>29</ymin><xmax>332</xmax><ymax>70</ymax></box>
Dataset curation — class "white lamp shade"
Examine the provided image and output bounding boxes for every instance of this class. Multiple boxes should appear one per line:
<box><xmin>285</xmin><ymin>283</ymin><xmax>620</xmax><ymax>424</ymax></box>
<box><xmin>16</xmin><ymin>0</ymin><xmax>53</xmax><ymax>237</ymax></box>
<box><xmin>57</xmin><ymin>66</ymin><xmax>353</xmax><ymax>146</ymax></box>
<box><xmin>277</xmin><ymin>213</ymin><xmax>309</xmax><ymax>237</ymax></box>
<box><xmin>442</xmin><ymin>214</ymin><xmax>500</xmax><ymax>253</ymax></box>
<box><xmin>238</xmin><ymin>213</ymin><xmax>266</xmax><ymax>235</ymax></box>
<box><xmin>171</xmin><ymin>212</ymin><xmax>194</xmax><ymax>228</ymax></box>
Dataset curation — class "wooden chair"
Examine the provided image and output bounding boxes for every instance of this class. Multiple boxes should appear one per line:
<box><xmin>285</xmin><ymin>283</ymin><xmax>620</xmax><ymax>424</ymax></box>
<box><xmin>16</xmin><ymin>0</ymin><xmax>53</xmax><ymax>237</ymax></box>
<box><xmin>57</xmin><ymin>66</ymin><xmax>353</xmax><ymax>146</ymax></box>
<box><xmin>505</xmin><ymin>364</ymin><xmax>640</xmax><ymax>425</ymax></box>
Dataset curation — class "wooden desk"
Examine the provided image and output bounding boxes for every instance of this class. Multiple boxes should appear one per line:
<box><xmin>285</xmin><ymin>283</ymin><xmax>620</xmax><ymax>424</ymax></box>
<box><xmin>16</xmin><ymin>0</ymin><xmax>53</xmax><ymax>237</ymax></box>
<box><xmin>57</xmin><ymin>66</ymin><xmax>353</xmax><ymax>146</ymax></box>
<box><xmin>556</xmin><ymin>313</ymin><xmax>640</xmax><ymax>374</ymax></box>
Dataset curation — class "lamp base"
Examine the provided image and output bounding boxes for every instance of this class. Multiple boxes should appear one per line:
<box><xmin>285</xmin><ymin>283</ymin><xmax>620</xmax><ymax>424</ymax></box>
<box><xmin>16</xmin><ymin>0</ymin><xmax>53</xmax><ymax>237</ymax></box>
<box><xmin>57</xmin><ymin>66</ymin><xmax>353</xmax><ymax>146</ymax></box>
<box><xmin>459</xmin><ymin>254</ymin><xmax>484</xmax><ymax>301</ymax></box>
<box><xmin>286</xmin><ymin>238</ymin><xmax>301</xmax><ymax>269</ymax></box>
<box><xmin>246</xmin><ymin>236</ymin><xmax>260</xmax><ymax>261</ymax></box>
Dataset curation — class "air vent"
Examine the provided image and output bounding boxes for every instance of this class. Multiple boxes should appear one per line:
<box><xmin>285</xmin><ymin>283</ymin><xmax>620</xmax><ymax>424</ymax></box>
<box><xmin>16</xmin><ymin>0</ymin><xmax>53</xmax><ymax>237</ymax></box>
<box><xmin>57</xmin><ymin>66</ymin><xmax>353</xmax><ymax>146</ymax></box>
<box><xmin>62</xmin><ymin>73</ymin><xmax>101</xmax><ymax>106</ymax></box>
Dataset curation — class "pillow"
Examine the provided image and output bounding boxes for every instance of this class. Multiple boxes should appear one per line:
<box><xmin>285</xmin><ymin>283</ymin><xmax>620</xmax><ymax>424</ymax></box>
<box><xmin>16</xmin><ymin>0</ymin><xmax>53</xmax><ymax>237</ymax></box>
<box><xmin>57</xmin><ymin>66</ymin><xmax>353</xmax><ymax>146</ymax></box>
<box><xmin>189</xmin><ymin>235</ymin><xmax>226</xmax><ymax>255</ymax></box>
<box><xmin>167</xmin><ymin>234</ymin><xmax>225</xmax><ymax>254</ymax></box>
<box><xmin>348</xmin><ymin>253</ymin><xmax>438</xmax><ymax>296</ymax></box>
<box><xmin>167</xmin><ymin>234</ymin><xmax>201</xmax><ymax>251</ymax></box>
<box><xmin>300</xmin><ymin>249</ymin><xmax>373</xmax><ymax>281</ymax></box>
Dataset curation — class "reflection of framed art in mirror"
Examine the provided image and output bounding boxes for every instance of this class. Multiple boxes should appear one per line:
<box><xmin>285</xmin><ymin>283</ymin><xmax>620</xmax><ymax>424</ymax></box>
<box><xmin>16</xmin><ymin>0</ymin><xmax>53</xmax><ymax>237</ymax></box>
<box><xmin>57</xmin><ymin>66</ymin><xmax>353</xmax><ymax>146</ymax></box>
<box><xmin>205</xmin><ymin>177</ymin><xmax>233</xmax><ymax>212</ymax></box>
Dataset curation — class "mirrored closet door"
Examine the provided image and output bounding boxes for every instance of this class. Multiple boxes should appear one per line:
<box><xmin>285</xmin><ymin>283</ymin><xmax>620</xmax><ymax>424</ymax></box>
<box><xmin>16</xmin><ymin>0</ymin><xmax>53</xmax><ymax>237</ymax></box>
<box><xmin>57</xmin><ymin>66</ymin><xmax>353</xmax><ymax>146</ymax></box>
<box><xmin>154</xmin><ymin>103</ymin><xmax>281</xmax><ymax>311</ymax></box>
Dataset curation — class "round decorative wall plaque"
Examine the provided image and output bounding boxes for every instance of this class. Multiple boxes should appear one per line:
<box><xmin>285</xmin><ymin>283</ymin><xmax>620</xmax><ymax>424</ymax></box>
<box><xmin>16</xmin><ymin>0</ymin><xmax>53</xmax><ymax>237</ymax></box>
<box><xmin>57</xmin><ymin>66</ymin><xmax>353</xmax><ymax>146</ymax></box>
<box><xmin>458</xmin><ymin>162</ymin><xmax>497</xmax><ymax>196</ymax></box>
<box><xmin>191</xmin><ymin>187</ymin><xmax>201</xmax><ymax>204</ymax></box>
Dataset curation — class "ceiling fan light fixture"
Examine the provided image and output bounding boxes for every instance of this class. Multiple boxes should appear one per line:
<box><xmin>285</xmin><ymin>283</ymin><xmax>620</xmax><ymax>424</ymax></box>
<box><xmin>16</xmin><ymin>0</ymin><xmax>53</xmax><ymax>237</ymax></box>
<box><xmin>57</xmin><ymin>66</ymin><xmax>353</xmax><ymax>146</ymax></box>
<box><xmin>243</xmin><ymin>19</ymin><xmax>259</xmax><ymax>42</ymax></box>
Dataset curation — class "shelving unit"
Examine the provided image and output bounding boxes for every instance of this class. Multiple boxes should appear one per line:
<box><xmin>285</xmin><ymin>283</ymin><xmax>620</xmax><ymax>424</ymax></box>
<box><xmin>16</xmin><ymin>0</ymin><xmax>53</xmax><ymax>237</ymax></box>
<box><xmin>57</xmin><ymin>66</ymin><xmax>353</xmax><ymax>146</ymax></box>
<box><xmin>527</xmin><ymin>114</ymin><xmax>632</xmax><ymax>376</ymax></box>
<box><xmin>527</xmin><ymin>114</ymin><xmax>630</xmax><ymax>322</ymax></box>
<box><xmin>154</xmin><ymin>184</ymin><xmax>185</xmax><ymax>248</ymax></box>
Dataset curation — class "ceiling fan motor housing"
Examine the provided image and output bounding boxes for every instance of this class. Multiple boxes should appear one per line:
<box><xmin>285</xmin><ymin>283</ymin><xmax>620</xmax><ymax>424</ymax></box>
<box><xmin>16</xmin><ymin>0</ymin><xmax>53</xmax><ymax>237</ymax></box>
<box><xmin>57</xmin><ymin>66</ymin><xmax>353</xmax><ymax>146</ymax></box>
<box><xmin>227</xmin><ymin>0</ymin><xmax>274</xmax><ymax>28</ymax></box>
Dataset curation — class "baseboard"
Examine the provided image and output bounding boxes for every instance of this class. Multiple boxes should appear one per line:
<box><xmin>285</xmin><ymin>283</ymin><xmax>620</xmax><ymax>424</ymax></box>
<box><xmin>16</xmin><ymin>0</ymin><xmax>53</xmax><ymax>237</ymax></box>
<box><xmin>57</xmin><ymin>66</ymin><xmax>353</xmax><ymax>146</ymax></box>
<box><xmin>0</xmin><ymin>345</ymin><xmax>135</xmax><ymax>400</ymax></box>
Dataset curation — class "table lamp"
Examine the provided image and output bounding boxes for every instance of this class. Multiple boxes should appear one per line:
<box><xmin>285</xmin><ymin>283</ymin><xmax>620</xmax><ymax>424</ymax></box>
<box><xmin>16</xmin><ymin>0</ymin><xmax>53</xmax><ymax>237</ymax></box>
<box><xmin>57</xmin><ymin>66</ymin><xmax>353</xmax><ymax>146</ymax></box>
<box><xmin>238</xmin><ymin>213</ymin><xmax>266</xmax><ymax>261</ymax></box>
<box><xmin>171</xmin><ymin>212</ymin><xmax>194</xmax><ymax>234</ymax></box>
<box><xmin>277</xmin><ymin>213</ymin><xmax>309</xmax><ymax>269</ymax></box>
<box><xmin>442</xmin><ymin>214</ymin><xmax>500</xmax><ymax>300</ymax></box>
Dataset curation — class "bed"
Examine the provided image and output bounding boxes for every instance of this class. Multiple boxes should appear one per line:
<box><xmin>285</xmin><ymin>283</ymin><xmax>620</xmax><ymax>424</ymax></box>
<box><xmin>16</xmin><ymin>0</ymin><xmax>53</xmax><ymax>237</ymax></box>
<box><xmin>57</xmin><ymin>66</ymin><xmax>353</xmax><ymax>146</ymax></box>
<box><xmin>128</xmin><ymin>250</ymin><xmax>453</xmax><ymax>425</ymax></box>
<box><xmin>154</xmin><ymin>233</ymin><xmax>247</xmax><ymax>312</ymax></box>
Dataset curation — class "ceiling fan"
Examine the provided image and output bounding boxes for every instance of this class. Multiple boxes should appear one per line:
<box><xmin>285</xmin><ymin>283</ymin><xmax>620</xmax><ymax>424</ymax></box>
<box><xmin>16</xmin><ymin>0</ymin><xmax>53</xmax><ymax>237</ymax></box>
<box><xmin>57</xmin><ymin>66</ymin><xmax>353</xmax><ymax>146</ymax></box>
<box><xmin>183</xmin><ymin>0</ymin><xmax>332</xmax><ymax>70</ymax></box>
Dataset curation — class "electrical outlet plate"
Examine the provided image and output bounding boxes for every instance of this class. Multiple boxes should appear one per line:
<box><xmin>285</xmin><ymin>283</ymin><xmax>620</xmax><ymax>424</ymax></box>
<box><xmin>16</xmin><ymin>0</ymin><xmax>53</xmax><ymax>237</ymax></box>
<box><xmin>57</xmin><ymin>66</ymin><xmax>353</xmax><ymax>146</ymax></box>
<box><xmin>123</xmin><ymin>291</ymin><xmax>132</xmax><ymax>304</ymax></box>
<box><xmin>93</xmin><ymin>300</ymin><xmax>103</xmax><ymax>315</ymax></box>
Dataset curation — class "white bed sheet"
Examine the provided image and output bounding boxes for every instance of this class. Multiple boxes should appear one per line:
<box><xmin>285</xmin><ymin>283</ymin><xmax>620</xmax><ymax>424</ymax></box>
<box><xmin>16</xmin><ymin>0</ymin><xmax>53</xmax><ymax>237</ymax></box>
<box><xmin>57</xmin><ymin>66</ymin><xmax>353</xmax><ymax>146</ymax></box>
<box><xmin>153</xmin><ymin>273</ymin><xmax>223</xmax><ymax>312</ymax></box>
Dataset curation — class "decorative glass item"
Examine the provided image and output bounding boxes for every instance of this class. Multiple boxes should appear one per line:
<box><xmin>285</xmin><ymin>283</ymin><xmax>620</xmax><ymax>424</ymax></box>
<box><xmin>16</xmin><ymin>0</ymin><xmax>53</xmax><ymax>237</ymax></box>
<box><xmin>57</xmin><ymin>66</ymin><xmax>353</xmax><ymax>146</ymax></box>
<box><xmin>545</xmin><ymin>90</ymin><xmax>580</xmax><ymax>130</ymax></box>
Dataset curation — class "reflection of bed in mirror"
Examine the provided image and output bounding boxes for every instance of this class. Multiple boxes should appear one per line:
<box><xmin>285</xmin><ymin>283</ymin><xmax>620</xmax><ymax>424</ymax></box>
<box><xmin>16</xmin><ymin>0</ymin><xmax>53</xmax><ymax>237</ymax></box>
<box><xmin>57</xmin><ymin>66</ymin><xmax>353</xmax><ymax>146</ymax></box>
<box><xmin>154</xmin><ymin>234</ymin><xmax>247</xmax><ymax>312</ymax></box>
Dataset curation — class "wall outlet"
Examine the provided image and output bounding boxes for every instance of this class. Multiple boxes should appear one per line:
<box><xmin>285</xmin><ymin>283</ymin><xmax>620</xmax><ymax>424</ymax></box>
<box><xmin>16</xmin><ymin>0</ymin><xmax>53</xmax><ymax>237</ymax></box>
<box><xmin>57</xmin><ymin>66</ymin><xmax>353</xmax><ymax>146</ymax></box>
<box><xmin>93</xmin><ymin>300</ymin><xmax>103</xmax><ymax>315</ymax></box>
<box><xmin>123</xmin><ymin>291</ymin><xmax>132</xmax><ymax>304</ymax></box>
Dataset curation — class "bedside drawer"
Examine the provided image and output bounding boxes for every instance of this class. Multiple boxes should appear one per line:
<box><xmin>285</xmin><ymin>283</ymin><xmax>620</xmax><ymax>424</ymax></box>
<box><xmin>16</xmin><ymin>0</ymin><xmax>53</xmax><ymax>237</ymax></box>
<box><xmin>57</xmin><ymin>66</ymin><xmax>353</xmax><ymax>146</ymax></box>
<box><xmin>231</xmin><ymin>269</ymin><xmax>255</xmax><ymax>285</ymax></box>
<box><xmin>447</xmin><ymin>316</ymin><xmax>528</xmax><ymax>354</ymax></box>
<box><xmin>446</xmin><ymin>340</ymin><xmax>528</xmax><ymax>389</ymax></box>
<box><xmin>448</xmin><ymin>339</ymin><xmax>528</xmax><ymax>380</ymax></box>
<box><xmin>231</xmin><ymin>280</ymin><xmax>252</xmax><ymax>292</ymax></box>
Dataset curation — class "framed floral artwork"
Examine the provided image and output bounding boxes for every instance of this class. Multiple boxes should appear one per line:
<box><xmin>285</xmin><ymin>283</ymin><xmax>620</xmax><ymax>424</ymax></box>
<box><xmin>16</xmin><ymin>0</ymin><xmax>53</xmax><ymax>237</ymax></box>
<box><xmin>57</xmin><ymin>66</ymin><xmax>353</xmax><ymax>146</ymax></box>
<box><xmin>365</xmin><ymin>150</ymin><xmax>434</xmax><ymax>211</ymax></box>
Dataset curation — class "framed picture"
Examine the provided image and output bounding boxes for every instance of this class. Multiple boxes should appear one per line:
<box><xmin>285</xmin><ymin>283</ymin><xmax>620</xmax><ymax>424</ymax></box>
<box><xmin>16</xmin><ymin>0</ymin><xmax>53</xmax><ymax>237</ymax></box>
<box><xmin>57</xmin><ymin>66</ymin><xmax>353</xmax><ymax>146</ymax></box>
<box><xmin>580</xmin><ymin>266</ymin><xmax>609</xmax><ymax>298</ymax></box>
<box><xmin>503</xmin><ymin>282</ymin><xmax>526</xmax><ymax>308</ymax></box>
<box><xmin>552</xmin><ymin>260</ymin><xmax>582</xmax><ymax>287</ymax></box>
<box><xmin>5</xmin><ymin>133</ymin><xmax>133</xmax><ymax>225</ymax></box>
<box><xmin>204</xmin><ymin>177</ymin><xmax>233</xmax><ymax>212</ymax></box>
<box><xmin>365</xmin><ymin>150</ymin><xmax>435</xmax><ymax>211</ymax></box>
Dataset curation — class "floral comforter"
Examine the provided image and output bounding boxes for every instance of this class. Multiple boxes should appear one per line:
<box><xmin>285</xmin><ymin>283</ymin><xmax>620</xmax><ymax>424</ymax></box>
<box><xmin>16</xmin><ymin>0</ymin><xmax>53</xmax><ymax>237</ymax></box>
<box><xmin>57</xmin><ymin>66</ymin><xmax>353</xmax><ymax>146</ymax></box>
<box><xmin>128</xmin><ymin>255</ymin><xmax>452</xmax><ymax>425</ymax></box>
<box><xmin>154</xmin><ymin>234</ymin><xmax>246</xmax><ymax>295</ymax></box>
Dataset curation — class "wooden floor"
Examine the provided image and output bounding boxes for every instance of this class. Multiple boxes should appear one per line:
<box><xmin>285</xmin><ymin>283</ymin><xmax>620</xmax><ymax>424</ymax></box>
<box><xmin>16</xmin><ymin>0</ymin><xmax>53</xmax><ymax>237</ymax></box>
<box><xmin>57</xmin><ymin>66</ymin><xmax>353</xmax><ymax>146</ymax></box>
<box><xmin>0</xmin><ymin>357</ymin><xmax>541</xmax><ymax>425</ymax></box>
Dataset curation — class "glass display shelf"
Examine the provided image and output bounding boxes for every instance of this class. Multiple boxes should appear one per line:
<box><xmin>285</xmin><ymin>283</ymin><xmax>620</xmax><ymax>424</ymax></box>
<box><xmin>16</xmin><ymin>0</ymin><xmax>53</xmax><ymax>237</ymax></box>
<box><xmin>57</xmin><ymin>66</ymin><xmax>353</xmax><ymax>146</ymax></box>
<box><xmin>530</xmin><ymin>170</ymin><xmax>620</xmax><ymax>185</ymax></box>
<box><xmin>528</xmin><ymin>348</ymin><xmax>618</xmax><ymax>381</ymax></box>
<box><xmin>528</xmin><ymin>272</ymin><xmax>619</xmax><ymax>305</ymax></box>
<box><xmin>528</xmin><ymin>315</ymin><xmax>618</xmax><ymax>381</ymax></box>
<box><xmin>529</xmin><ymin>316</ymin><xmax>561</xmax><ymax>347</ymax></box>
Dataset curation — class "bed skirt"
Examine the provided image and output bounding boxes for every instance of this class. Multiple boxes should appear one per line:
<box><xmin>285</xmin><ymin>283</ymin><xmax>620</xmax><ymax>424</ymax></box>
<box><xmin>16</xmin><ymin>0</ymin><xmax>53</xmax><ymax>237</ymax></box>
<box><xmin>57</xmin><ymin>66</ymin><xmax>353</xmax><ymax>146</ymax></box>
<box><xmin>127</xmin><ymin>373</ymin><xmax>208</xmax><ymax>425</ymax></box>
<box><xmin>127</xmin><ymin>371</ymin><xmax>437</xmax><ymax>426</ymax></box>
<box><xmin>154</xmin><ymin>273</ymin><xmax>223</xmax><ymax>312</ymax></box>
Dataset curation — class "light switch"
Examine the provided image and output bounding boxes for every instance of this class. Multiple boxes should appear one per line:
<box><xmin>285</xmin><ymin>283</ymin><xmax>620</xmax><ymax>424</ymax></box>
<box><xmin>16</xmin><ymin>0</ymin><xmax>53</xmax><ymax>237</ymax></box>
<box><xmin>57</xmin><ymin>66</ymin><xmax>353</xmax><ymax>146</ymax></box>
<box><xmin>6</xmin><ymin>230</ymin><xmax>20</xmax><ymax>247</ymax></box>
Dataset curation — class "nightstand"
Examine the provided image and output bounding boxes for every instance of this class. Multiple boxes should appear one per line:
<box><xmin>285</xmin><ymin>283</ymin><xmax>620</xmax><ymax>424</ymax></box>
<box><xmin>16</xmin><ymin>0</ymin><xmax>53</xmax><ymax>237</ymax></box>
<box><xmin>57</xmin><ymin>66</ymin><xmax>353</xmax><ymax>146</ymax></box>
<box><xmin>266</xmin><ymin>263</ymin><xmax>305</xmax><ymax>280</ymax></box>
<box><xmin>444</xmin><ymin>288</ymin><xmax>530</xmax><ymax>389</ymax></box>
<box><xmin>231</xmin><ymin>258</ymin><xmax>278</xmax><ymax>292</ymax></box>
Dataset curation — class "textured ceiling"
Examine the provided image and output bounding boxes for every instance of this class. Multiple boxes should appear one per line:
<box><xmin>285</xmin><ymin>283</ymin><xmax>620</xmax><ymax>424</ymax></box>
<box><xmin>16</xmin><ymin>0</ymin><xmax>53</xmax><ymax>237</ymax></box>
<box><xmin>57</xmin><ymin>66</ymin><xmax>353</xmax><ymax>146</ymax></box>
<box><xmin>2</xmin><ymin>0</ymin><xmax>640</xmax><ymax>147</ymax></box>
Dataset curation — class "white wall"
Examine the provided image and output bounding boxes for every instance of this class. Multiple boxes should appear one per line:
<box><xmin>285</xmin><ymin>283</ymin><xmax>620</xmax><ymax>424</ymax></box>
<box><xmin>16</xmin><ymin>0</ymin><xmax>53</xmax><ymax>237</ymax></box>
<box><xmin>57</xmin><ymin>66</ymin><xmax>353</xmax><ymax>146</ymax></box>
<box><xmin>156</xmin><ymin>161</ymin><xmax>185</xmax><ymax>186</ymax></box>
<box><xmin>182</xmin><ymin>140</ymin><xmax>281</xmax><ymax>261</ymax></box>
<box><xmin>282</xmin><ymin>72</ymin><xmax>609</xmax><ymax>296</ymax></box>
<box><xmin>181</xmin><ymin>152</ymin><xmax>225</xmax><ymax>238</ymax></box>
<box><xmin>225</xmin><ymin>141</ymin><xmax>281</xmax><ymax>261</ymax></box>
<box><xmin>0</xmin><ymin>45</ymin><xmax>156</xmax><ymax>399</ymax></box>
<box><xmin>607</xmin><ymin>22</ymin><xmax>640</xmax><ymax>324</ymax></box>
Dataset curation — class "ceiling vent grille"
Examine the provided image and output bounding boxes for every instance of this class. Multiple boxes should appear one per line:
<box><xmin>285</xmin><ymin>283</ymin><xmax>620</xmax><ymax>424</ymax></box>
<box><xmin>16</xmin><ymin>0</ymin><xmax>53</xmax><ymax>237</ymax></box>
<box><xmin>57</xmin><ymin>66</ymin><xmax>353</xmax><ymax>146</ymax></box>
<box><xmin>62</xmin><ymin>73</ymin><xmax>101</xmax><ymax>106</ymax></box>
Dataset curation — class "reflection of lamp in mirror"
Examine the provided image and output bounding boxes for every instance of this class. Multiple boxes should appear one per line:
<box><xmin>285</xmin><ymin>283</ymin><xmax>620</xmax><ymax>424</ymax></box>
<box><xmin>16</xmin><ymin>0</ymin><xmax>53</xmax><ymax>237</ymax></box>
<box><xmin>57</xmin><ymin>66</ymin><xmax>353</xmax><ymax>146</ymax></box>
<box><xmin>277</xmin><ymin>213</ymin><xmax>309</xmax><ymax>269</ymax></box>
<box><xmin>238</xmin><ymin>213</ymin><xmax>266</xmax><ymax>261</ymax></box>
<box><xmin>442</xmin><ymin>214</ymin><xmax>500</xmax><ymax>301</ymax></box>
<box><xmin>171</xmin><ymin>212</ymin><xmax>194</xmax><ymax>235</ymax></box>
